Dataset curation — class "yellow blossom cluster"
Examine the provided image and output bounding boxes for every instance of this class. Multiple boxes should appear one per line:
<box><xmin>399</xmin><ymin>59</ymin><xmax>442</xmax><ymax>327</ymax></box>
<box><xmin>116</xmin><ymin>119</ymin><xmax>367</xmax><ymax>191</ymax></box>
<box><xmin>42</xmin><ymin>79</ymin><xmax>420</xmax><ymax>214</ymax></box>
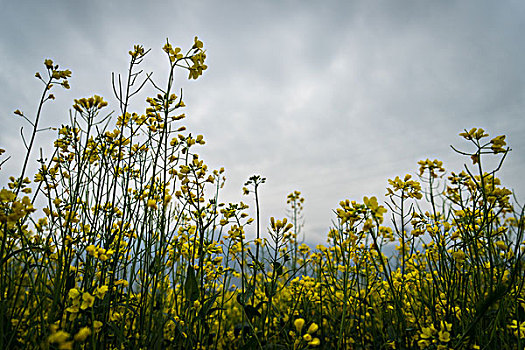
<box><xmin>1</xmin><ymin>37</ymin><xmax>523</xmax><ymax>349</ymax></box>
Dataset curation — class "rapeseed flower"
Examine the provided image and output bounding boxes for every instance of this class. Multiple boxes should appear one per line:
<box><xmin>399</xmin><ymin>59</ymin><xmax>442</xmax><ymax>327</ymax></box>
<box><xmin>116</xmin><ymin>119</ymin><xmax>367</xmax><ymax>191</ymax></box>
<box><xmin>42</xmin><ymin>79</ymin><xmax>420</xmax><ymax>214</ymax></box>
<box><xmin>294</xmin><ymin>318</ymin><xmax>305</xmax><ymax>333</ymax></box>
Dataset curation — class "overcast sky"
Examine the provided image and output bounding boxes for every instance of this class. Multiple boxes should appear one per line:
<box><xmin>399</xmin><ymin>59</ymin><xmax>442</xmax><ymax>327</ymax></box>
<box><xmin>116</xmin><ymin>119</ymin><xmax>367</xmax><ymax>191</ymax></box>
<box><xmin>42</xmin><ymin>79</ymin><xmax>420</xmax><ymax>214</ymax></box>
<box><xmin>1</xmin><ymin>0</ymin><xmax>524</xmax><ymax>244</ymax></box>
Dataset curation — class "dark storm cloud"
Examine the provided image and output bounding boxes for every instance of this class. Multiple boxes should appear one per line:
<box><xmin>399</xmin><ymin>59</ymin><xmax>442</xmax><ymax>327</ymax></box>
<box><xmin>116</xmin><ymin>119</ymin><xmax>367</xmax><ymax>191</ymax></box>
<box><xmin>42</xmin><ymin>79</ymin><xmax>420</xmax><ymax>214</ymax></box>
<box><xmin>1</xmin><ymin>0</ymin><xmax>524</xmax><ymax>243</ymax></box>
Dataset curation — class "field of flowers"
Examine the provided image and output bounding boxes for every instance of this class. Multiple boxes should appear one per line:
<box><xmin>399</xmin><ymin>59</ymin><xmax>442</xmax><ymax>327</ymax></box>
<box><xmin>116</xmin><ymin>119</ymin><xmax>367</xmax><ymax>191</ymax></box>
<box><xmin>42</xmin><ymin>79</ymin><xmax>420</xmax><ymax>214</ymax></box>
<box><xmin>1</xmin><ymin>38</ymin><xmax>524</xmax><ymax>349</ymax></box>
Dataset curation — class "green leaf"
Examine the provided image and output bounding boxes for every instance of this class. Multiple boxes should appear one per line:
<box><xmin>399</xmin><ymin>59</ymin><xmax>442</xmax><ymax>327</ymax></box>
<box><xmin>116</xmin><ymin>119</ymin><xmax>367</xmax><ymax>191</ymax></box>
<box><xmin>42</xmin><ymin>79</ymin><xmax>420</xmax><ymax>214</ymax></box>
<box><xmin>243</xmin><ymin>304</ymin><xmax>261</xmax><ymax>321</ymax></box>
<box><xmin>273</xmin><ymin>262</ymin><xmax>283</xmax><ymax>276</ymax></box>
<box><xmin>199</xmin><ymin>292</ymin><xmax>220</xmax><ymax>318</ymax></box>
<box><xmin>264</xmin><ymin>281</ymin><xmax>277</xmax><ymax>298</ymax></box>
<box><xmin>184</xmin><ymin>265</ymin><xmax>199</xmax><ymax>302</ymax></box>
<box><xmin>236</xmin><ymin>285</ymin><xmax>255</xmax><ymax>306</ymax></box>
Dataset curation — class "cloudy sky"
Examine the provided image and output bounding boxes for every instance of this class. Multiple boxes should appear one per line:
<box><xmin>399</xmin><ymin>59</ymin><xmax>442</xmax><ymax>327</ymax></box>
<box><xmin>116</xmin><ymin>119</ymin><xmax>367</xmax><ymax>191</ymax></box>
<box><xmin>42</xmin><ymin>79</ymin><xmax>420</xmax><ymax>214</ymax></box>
<box><xmin>1</xmin><ymin>0</ymin><xmax>524</xmax><ymax>244</ymax></box>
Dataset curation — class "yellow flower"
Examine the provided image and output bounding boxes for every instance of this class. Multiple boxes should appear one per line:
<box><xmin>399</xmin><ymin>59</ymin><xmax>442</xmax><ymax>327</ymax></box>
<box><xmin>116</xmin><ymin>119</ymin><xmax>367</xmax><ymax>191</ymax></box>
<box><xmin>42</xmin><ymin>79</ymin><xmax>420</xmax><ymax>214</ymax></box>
<box><xmin>420</xmin><ymin>325</ymin><xmax>436</xmax><ymax>339</ymax></box>
<box><xmin>147</xmin><ymin>199</ymin><xmax>157</xmax><ymax>209</ymax></box>
<box><xmin>44</xmin><ymin>59</ymin><xmax>54</xmax><ymax>69</ymax></box>
<box><xmin>508</xmin><ymin>319</ymin><xmax>525</xmax><ymax>338</ymax></box>
<box><xmin>193</xmin><ymin>36</ymin><xmax>204</xmax><ymax>49</ymax></box>
<box><xmin>48</xmin><ymin>330</ymin><xmax>70</xmax><ymax>343</ymax></box>
<box><xmin>86</xmin><ymin>245</ymin><xmax>96</xmax><ymax>256</ymax></box>
<box><xmin>418</xmin><ymin>339</ymin><xmax>431</xmax><ymax>349</ymax></box>
<box><xmin>93</xmin><ymin>320</ymin><xmax>103</xmax><ymax>333</ymax></box>
<box><xmin>68</xmin><ymin>288</ymin><xmax>80</xmax><ymax>299</ymax></box>
<box><xmin>95</xmin><ymin>285</ymin><xmax>109</xmax><ymax>299</ymax></box>
<box><xmin>308</xmin><ymin>338</ymin><xmax>321</xmax><ymax>346</ymax></box>
<box><xmin>452</xmin><ymin>250</ymin><xmax>466</xmax><ymax>262</ymax></box>
<box><xmin>81</xmin><ymin>292</ymin><xmax>95</xmax><ymax>310</ymax></box>
<box><xmin>74</xmin><ymin>327</ymin><xmax>92</xmax><ymax>341</ymax></box>
<box><xmin>65</xmin><ymin>298</ymin><xmax>80</xmax><ymax>313</ymax></box>
<box><xmin>110</xmin><ymin>311</ymin><xmax>121</xmax><ymax>321</ymax></box>
<box><xmin>294</xmin><ymin>318</ymin><xmax>305</xmax><ymax>333</ymax></box>
<box><xmin>438</xmin><ymin>330</ymin><xmax>450</xmax><ymax>343</ymax></box>
<box><xmin>307</xmin><ymin>323</ymin><xmax>319</xmax><ymax>334</ymax></box>
<box><xmin>99</xmin><ymin>253</ymin><xmax>109</xmax><ymax>261</ymax></box>
<box><xmin>441</xmin><ymin>321</ymin><xmax>452</xmax><ymax>332</ymax></box>
<box><xmin>495</xmin><ymin>240</ymin><xmax>507</xmax><ymax>250</ymax></box>
<box><xmin>58</xmin><ymin>341</ymin><xmax>73</xmax><ymax>350</ymax></box>
<box><xmin>490</xmin><ymin>135</ymin><xmax>506</xmax><ymax>153</ymax></box>
<box><xmin>459</xmin><ymin>127</ymin><xmax>488</xmax><ymax>141</ymax></box>
<box><xmin>115</xmin><ymin>279</ymin><xmax>129</xmax><ymax>287</ymax></box>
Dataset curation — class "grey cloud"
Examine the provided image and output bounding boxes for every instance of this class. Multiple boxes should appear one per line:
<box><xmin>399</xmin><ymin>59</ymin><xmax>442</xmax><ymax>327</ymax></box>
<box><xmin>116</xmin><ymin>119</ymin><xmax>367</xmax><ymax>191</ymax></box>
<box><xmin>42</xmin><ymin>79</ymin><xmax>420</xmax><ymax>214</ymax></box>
<box><xmin>1</xmin><ymin>0</ymin><xmax>524</xmax><ymax>245</ymax></box>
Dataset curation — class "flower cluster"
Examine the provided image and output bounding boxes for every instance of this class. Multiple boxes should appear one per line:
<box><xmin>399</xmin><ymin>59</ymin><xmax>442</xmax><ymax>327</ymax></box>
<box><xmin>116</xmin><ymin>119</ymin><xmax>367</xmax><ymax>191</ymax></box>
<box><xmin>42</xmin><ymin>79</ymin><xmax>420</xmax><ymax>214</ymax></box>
<box><xmin>1</xmin><ymin>38</ymin><xmax>523</xmax><ymax>350</ymax></box>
